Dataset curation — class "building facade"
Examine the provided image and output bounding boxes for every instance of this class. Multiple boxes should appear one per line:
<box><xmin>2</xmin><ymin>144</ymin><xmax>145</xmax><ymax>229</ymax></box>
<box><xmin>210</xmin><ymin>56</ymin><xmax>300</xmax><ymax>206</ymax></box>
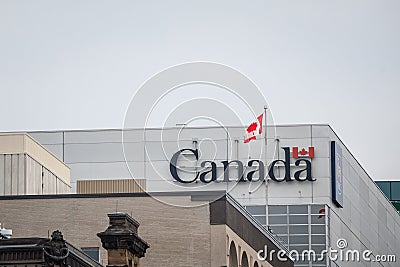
<box><xmin>1</xmin><ymin>124</ymin><xmax>397</xmax><ymax>266</ymax></box>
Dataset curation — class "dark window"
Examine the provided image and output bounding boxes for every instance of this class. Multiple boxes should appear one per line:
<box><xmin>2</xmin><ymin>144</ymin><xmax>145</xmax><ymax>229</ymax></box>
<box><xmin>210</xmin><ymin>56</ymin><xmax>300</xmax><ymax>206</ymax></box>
<box><xmin>289</xmin><ymin>215</ymin><xmax>308</xmax><ymax>224</ymax></box>
<box><xmin>289</xmin><ymin>235</ymin><xmax>309</xmax><ymax>245</ymax></box>
<box><xmin>311</xmin><ymin>215</ymin><xmax>326</xmax><ymax>224</ymax></box>
<box><xmin>81</xmin><ymin>247</ymin><xmax>99</xmax><ymax>262</ymax></box>
<box><xmin>268</xmin><ymin>205</ymin><xmax>287</xmax><ymax>214</ymax></box>
<box><xmin>376</xmin><ymin>181</ymin><xmax>391</xmax><ymax>199</ymax></box>
<box><xmin>391</xmin><ymin>182</ymin><xmax>400</xmax><ymax>201</ymax></box>
<box><xmin>289</xmin><ymin>225</ymin><xmax>308</xmax><ymax>234</ymax></box>
<box><xmin>311</xmin><ymin>235</ymin><xmax>326</xmax><ymax>244</ymax></box>
<box><xmin>311</xmin><ymin>225</ymin><xmax>325</xmax><ymax>234</ymax></box>
<box><xmin>270</xmin><ymin>225</ymin><xmax>288</xmax><ymax>235</ymax></box>
<box><xmin>289</xmin><ymin>205</ymin><xmax>308</xmax><ymax>214</ymax></box>
<box><xmin>253</xmin><ymin>215</ymin><xmax>266</xmax><ymax>225</ymax></box>
<box><xmin>393</xmin><ymin>202</ymin><xmax>400</xmax><ymax>212</ymax></box>
<box><xmin>245</xmin><ymin>205</ymin><xmax>266</xmax><ymax>215</ymax></box>
<box><xmin>269</xmin><ymin>215</ymin><xmax>287</xmax><ymax>224</ymax></box>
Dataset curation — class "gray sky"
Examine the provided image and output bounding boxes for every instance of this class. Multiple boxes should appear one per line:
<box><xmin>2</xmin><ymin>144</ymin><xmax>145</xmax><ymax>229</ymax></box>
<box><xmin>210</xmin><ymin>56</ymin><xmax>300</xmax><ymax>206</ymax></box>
<box><xmin>1</xmin><ymin>0</ymin><xmax>399</xmax><ymax>181</ymax></box>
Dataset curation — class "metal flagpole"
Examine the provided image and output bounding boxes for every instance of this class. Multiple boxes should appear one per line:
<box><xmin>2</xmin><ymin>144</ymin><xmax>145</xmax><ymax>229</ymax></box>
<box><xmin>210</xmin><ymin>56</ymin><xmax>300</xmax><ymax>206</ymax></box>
<box><xmin>264</xmin><ymin>105</ymin><xmax>269</xmax><ymax>225</ymax></box>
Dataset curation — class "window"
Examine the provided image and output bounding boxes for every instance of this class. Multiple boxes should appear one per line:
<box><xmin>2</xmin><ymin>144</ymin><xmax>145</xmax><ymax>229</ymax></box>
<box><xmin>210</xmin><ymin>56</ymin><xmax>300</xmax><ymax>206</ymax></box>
<box><xmin>270</xmin><ymin>225</ymin><xmax>288</xmax><ymax>234</ymax></box>
<box><xmin>253</xmin><ymin>215</ymin><xmax>266</xmax><ymax>225</ymax></box>
<box><xmin>289</xmin><ymin>225</ymin><xmax>308</xmax><ymax>234</ymax></box>
<box><xmin>244</xmin><ymin>205</ymin><xmax>267</xmax><ymax>226</ymax></box>
<box><xmin>245</xmin><ymin>205</ymin><xmax>266</xmax><ymax>215</ymax></box>
<box><xmin>81</xmin><ymin>247</ymin><xmax>100</xmax><ymax>262</ymax></box>
<box><xmin>391</xmin><ymin>182</ymin><xmax>400</xmax><ymax>201</ymax></box>
<box><xmin>289</xmin><ymin>205</ymin><xmax>308</xmax><ymax>214</ymax></box>
<box><xmin>268</xmin><ymin>205</ymin><xmax>287</xmax><ymax>214</ymax></box>
<box><xmin>268</xmin><ymin>204</ymin><xmax>329</xmax><ymax>266</ymax></box>
<box><xmin>289</xmin><ymin>215</ymin><xmax>308</xmax><ymax>224</ymax></box>
<box><xmin>269</xmin><ymin>215</ymin><xmax>287</xmax><ymax>225</ymax></box>
<box><xmin>376</xmin><ymin>181</ymin><xmax>391</xmax><ymax>199</ymax></box>
<box><xmin>393</xmin><ymin>202</ymin><xmax>400</xmax><ymax>212</ymax></box>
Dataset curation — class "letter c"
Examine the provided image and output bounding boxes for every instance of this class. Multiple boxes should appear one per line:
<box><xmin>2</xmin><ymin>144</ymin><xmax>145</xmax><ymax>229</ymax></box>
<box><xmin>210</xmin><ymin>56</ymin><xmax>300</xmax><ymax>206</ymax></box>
<box><xmin>169</xmin><ymin>149</ymin><xmax>199</xmax><ymax>183</ymax></box>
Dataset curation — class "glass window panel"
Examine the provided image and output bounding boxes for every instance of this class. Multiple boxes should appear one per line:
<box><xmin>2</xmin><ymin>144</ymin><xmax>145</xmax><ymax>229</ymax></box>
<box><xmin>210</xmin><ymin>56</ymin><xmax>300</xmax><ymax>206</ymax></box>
<box><xmin>276</xmin><ymin>235</ymin><xmax>288</xmax><ymax>244</ymax></box>
<box><xmin>311</xmin><ymin>215</ymin><xmax>326</xmax><ymax>224</ymax></box>
<box><xmin>268</xmin><ymin>205</ymin><xmax>287</xmax><ymax>214</ymax></box>
<box><xmin>268</xmin><ymin>215</ymin><xmax>288</xmax><ymax>224</ymax></box>
<box><xmin>289</xmin><ymin>205</ymin><xmax>308</xmax><ymax>214</ymax></box>
<box><xmin>270</xmin><ymin>226</ymin><xmax>288</xmax><ymax>235</ymax></box>
<box><xmin>311</xmin><ymin>235</ymin><xmax>326</xmax><ymax>244</ymax></box>
<box><xmin>294</xmin><ymin>259</ymin><xmax>310</xmax><ymax>265</ymax></box>
<box><xmin>311</xmin><ymin>225</ymin><xmax>326</xmax><ymax>234</ymax></box>
<box><xmin>253</xmin><ymin>215</ymin><xmax>266</xmax><ymax>225</ymax></box>
<box><xmin>289</xmin><ymin>215</ymin><xmax>308</xmax><ymax>224</ymax></box>
<box><xmin>81</xmin><ymin>247</ymin><xmax>99</xmax><ymax>261</ymax></box>
<box><xmin>376</xmin><ymin>181</ymin><xmax>391</xmax><ymax>199</ymax></box>
<box><xmin>289</xmin><ymin>245</ymin><xmax>309</xmax><ymax>253</ymax></box>
<box><xmin>310</xmin><ymin>205</ymin><xmax>326</xmax><ymax>214</ymax></box>
<box><xmin>315</xmin><ymin>255</ymin><xmax>327</xmax><ymax>263</ymax></box>
<box><xmin>289</xmin><ymin>235</ymin><xmax>309</xmax><ymax>245</ymax></box>
<box><xmin>289</xmin><ymin>225</ymin><xmax>309</xmax><ymax>235</ymax></box>
<box><xmin>311</xmin><ymin>245</ymin><xmax>326</xmax><ymax>254</ymax></box>
<box><xmin>391</xmin><ymin>182</ymin><xmax>400</xmax><ymax>201</ymax></box>
<box><xmin>245</xmin><ymin>205</ymin><xmax>266</xmax><ymax>215</ymax></box>
<box><xmin>393</xmin><ymin>202</ymin><xmax>400</xmax><ymax>211</ymax></box>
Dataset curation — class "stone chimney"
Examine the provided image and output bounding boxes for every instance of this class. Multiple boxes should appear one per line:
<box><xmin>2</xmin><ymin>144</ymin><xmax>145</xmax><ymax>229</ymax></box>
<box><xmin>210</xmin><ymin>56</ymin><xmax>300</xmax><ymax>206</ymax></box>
<box><xmin>97</xmin><ymin>213</ymin><xmax>149</xmax><ymax>267</ymax></box>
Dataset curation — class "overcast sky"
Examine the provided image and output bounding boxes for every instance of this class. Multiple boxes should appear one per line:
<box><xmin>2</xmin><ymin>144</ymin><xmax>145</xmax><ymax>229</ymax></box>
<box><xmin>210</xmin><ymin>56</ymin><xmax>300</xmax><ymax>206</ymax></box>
<box><xmin>1</xmin><ymin>0</ymin><xmax>399</xmax><ymax>181</ymax></box>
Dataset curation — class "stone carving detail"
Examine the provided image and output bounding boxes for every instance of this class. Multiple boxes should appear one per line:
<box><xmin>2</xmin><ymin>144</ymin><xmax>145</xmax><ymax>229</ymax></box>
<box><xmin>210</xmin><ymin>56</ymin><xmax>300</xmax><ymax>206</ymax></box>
<box><xmin>42</xmin><ymin>230</ymin><xmax>70</xmax><ymax>267</ymax></box>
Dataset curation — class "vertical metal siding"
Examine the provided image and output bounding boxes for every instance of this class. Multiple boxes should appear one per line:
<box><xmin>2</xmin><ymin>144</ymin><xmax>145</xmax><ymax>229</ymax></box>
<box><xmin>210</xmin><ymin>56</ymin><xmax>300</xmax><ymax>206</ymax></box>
<box><xmin>0</xmin><ymin>153</ymin><xmax>71</xmax><ymax>196</ymax></box>
<box><xmin>76</xmin><ymin>179</ymin><xmax>146</xmax><ymax>194</ymax></box>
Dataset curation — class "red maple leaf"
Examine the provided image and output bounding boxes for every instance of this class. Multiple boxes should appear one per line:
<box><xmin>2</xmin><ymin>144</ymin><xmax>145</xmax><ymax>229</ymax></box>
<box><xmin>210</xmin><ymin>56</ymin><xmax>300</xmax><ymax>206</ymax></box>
<box><xmin>246</xmin><ymin>122</ymin><xmax>257</xmax><ymax>133</ymax></box>
<box><xmin>300</xmin><ymin>148</ymin><xmax>308</xmax><ymax>156</ymax></box>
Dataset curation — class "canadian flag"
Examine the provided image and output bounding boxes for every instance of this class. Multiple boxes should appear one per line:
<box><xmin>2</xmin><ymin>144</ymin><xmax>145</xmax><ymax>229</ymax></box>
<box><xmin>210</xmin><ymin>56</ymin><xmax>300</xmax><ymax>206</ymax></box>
<box><xmin>292</xmin><ymin>147</ymin><xmax>315</xmax><ymax>159</ymax></box>
<box><xmin>244</xmin><ymin>113</ymin><xmax>263</xmax><ymax>143</ymax></box>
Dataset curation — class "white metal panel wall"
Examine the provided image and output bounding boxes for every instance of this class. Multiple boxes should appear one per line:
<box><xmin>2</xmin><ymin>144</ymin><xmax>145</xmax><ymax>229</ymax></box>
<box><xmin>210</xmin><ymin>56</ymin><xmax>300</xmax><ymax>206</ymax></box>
<box><xmin>307</xmin><ymin>124</ymin><xmax>400</xmax><ymax>267</ymax></box>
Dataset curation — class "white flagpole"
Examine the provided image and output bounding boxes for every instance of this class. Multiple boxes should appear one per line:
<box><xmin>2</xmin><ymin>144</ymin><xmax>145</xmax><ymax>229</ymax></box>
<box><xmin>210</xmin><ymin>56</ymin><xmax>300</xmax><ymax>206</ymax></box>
<box><xmin>263</xmin><ymin>105</ymin><xmax>268</xmax><ymax>167</ymax></box>
<box><xmin>264</xmin><ymin>105</ymin><xmax>269</xmax><ymax>226</ymax></box>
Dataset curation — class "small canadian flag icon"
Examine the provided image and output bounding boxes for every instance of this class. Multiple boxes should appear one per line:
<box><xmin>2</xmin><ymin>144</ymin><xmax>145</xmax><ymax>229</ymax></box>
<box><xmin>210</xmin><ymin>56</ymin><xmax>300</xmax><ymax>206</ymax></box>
<box><xmin>292</xmin><ymin>147</ymin><xmax>315</xmax><ymax>159</ymax></box>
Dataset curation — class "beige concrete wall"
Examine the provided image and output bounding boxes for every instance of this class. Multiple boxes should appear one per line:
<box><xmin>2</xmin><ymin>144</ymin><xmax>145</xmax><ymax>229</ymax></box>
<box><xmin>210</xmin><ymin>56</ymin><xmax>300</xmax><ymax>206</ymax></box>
<box><xmin>0</xmin><ymin>154</ymin><xmax>71</xmax><ymax>195</ymax></box>
<box><xmin>0</xmin><ymin>133</ymin><xmax>70</xmax><ymax>185</ymax></box>
<box><xmin>0</xmin><ymin>195</ymin><xmax>212</xmax><ymax>267</ymax></box>
<box><xmin>77</xmin><ymin>179</ymin><xmax>146</xmax><ymax>194</ymax></box>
